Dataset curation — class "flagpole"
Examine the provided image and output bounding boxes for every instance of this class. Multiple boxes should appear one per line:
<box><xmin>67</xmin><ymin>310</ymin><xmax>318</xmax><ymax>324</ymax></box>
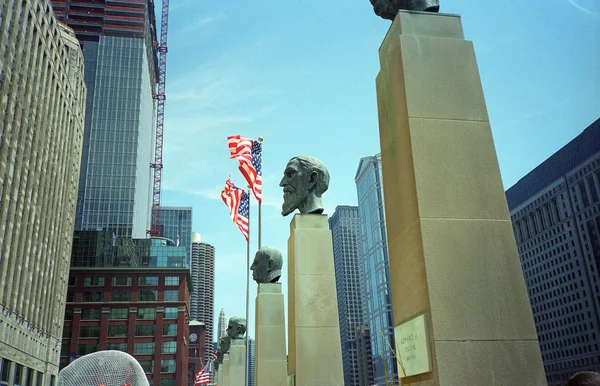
<box><xmin>257</xmin><ymin>136</ymin><xmax>263</xmax><ymax>249</ymax></box>
<box><xmin>245</xmin><ymin>188</ymin><xmax>251</xmax><ymax>386</ymax></box>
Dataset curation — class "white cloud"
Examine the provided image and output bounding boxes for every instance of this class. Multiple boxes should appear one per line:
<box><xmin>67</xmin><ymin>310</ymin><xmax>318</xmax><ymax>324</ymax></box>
<box><xmin>566</xmin><ymin>0</ymin><xmax>600</xmax><ymax>17</ymax></box>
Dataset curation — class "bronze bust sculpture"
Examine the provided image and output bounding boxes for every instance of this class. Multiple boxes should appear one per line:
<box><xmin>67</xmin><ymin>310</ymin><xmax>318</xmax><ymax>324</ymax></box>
<box><xmin>251</xmin><ymin>246</ymin><xmax>283</xmax><ymax>284</ymax></box>
<box><xmin>226</xmin><ymin>316</ymin><xmax>247</xmax><ymax>340</ymax></box>
<box><xmin>280</xmin><ymin>156</ymin><xmax>330</xmax><ymax>217</ymax></box>
<box><xmin>370</xmin><ymin>0</ymin><xmax>440</xmax><ymax>20</ymax></box>
<box><xmin>215</xmin><ymin>336</ymin><xmax>231</xmax><ymax>371</ymax></box>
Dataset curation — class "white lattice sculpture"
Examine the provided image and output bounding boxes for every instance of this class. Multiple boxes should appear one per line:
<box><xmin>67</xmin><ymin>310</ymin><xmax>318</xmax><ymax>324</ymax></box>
<box><xmin>57</xmin><ymin>350</ymin><xmax>150</xmax><ymax>386</ymax></box>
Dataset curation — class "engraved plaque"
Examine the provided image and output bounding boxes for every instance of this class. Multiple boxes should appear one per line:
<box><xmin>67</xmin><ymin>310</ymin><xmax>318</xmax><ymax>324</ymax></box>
<box><xmin>394</xmin><ymin>313</ymin><xmax>432</xmax><ymax>378</ymax></box>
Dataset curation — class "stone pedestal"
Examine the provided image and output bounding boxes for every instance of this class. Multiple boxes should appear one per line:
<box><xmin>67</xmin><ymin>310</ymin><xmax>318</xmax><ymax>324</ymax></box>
<box><xmin>229</xmin><ymin>339</ymin><xmax>247</xmax><ymax>386</ymax></box>
<box><xmin>222</xmin><ymin>354</ymin><xmax>230</xmax><ymax>386</ymax></box>
<box><xmin>255</xmin><ymin>283</ymin><xmax>288</xmax><ymax>386</ymax></box>
<box><xmin>376</xmin><ymin>11</ymin><xmax>545</xmax><ymax>385</ymax></box>
<box><xmin>287</xmin><ymin>214</ymin><xmax>344</xmax><ymax>386</ymax></box>
<box><xmin>217</xmin><ymin>367</ymin><xmax>224</xmax><ymax>386</ymax></box>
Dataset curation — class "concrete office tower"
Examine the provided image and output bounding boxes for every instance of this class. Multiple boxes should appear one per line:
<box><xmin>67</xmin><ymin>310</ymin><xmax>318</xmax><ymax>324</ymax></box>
<box><xmin>506</xmin><ymin>118</ymin><xmax>600</xmax><ymax>386</ymax></box>
<box><xmin>191</xmin><ymin>233</ymin><xmax>216</xmax><ymax>364</ymax></box>
<box><xmin>51</xmin><ymin>0</ymin><xmax>158</xmax><ymax>238</ymax></box>
<box><xmin>160</xmin><ymin>207</ymin><xmax>193</xmax><ymax>267</ymax></box>
<box><xmin>355</xmin><ymin>154</ymin><xmax>398</xmax><ymax>385</ymax></box>
<box><xmin>248</xmin><ymin>338</ymin><xmax>255</xmax><ymax>386</ymax></box>
<box><xmin>0</xmin><ymin>1</ymin><xmax>86</xmax><ymax>382</ymax></box>
<box><xmin>329</xmin><ymin>206</ymin><xmax>371</xmax><ymax>386</ymax></box>
<box><xmin>217</xmin><ymin>308</ymin><xmax>227</xmax><ymax>340</ymax></box>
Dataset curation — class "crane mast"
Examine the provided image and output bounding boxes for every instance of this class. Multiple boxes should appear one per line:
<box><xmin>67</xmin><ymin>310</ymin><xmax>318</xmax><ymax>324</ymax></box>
<box><xmin>148</xmin><ymin>0</ymin><xmax>170</xmax><ymax>236</ymax></box>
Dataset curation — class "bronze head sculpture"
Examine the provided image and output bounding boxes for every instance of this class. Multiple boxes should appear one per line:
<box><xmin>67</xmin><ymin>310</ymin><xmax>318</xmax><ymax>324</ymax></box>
<box><xmin>251</xmin><ymin>246</ymin><xmax>283</xmax><ymax>284</ymax></box>
<box><xmin>370</xmin><ymin>0</ymin><xmax>440</xmax><ymax>20</ymax></box>
<box><xmin>280</xmin><ymin>156</ymin><xmax>330</xmax><ymax>217</ymax></box>
<box><xmin>226</xmin><ymin>316</ymin><xmax>247</xmax><ymax>340</ymax></box>
<box><xmin>214</xmin><ymin>336</ymin><xmax>231</xmax><ymax>371</ymax></box>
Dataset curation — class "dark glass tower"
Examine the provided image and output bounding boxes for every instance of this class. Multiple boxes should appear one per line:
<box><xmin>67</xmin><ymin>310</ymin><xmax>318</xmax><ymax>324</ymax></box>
<box><xmin>506</xmin><ymin>118</ymin><xmax>600</xmax><ymax>386</ymax></box>
<box><xmin>329</xmin><ymin>206</ymin><xmax>372</xmax><ymax>386</ymax></box>
<box><xmin>51</xmin><ymin>0</ymin><xmax>159</xmax><ymax>238</ymax></box>
<box><xmin>160</xmin><ymin>206</ymin><xmax>193</xmax><ymax>268</ymax></box>
<box><xmin>355</xmin><ymin>154</ymin><xmax>398</xmax><ymax>385</ymax></box>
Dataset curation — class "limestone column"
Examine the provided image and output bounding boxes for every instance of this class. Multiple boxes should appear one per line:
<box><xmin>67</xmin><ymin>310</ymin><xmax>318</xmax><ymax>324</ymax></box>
<box><xmin>376</xmin><ymin>10</ymin><xmax>545</xmax><ymax>385</ymax></box>
<box><xmin>287</xmin><ymin>214</ymin><xmax>344</xmax><ymax>386</ymax></box>
<box><xmin>222</xmin><ymin>354</ymin><xmax>230</xmax><ymax>386</ymax></box>
<box><xmin>255</xmin><ymin>283</ymin><xmax>288</xmax><ymax>386</ymax></box>
<box><xmin>217</xmin><ymin>367</ymin><xmax>223</xmax><ymax>386</ymax></box>
<box><xmin>228</xmin><ymin>339</ymin><xmax>247</xmax><ymax>385</ymax></box>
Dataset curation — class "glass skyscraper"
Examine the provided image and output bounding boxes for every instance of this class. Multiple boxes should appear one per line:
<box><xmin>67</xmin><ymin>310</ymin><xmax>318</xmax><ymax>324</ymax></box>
<box><xmin>160</xmin><ymin>206</ymin><xmax>193</xmax><ymax>267</ymax></box>
<box><xmin>329</xmin><ymin>206</ymin><xmax>372</xmax><ymax>386</ymax></box>
<box><xmin>52</xmin><ymin>0</ymin><xmax>158</xmax><ymax>238</ymax></box>
<box><xmin>355</xmin><ymin>154</ymin><xmax>398</xmax><ymax>385</ymax></box>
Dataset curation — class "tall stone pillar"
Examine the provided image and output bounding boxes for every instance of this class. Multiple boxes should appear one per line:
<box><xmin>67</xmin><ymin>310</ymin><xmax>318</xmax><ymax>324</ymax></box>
<box><xmin>255</xmin><ymin>283</ymin><xmax>288</xmax><ymax>386</ymax></box>
<box><xmin>228</xmin><ymin>339</ymin><xmax>247</xmax><ymax>385</ymax></box>
<box><xmin>376</xmin><ymin>11</ymin><xmax>545</xmax><ymax>385</ymax></box>
<box><xmin>287</xmin><ymin>214</ymin><xmax>344</xmax><ymax>386</ymax></box>
<box><xmin>222</xmin><ymin>354</ymin><xmax>230</xmax><ymax>386</ymax></box>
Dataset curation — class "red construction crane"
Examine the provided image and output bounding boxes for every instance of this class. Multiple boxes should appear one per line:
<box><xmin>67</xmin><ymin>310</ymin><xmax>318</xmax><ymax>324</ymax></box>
<box><xmin>148</xmin><ymin>0</ymin><xmax>170</xmax><ymax>236</ymax></box>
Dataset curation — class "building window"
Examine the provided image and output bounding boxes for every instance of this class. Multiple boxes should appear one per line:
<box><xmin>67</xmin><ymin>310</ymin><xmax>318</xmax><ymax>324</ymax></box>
<box><xmin>160</xmin><ymin>359</ymin><xmax>176</xmax><ymax>373</ymax></box>
<box><xmin>162</xmin><ymin>341</ymin><xmax>176</xmax><ymax>354</ymax></box>
<box><xmin>78</xmin><ymin>344</ymin><xmax>98</xmax><ymax>356</ymax></box>
<box><xmin>160</xmin><ymin>379</ymin><xmax>176</xmax><ymax>386</ymax></box>
<box><xmin>36</xmin><ymin>371</ymin><xmax>43</xmax><ymax>386</ymax></box>
<box><xmin>14</xmin><ymin>364</ymin><xmax>23</xmax><ymax>385</ymax></box>
<box><xmin>1</xmin><ymin>359</ymin><xmax>11</xmax><ymax>383</ymax></box>
<box><xmin>68</xmin><ymin>277</ymin><xmax>77</xmax><ymax>286</ymax></box>
<box><xmin>135</xmin><ymin>324</ymin><xmax>156</xmax><ymax>336</ymax></box>
<box><xmin>134</xmin><ymin>342</ymin><xmax>155</xmax><ymax>355</ymax></box>
<box><xmin>62</xmin><ymin>326</ymin><xmax>71</xmax><ymax>339</ymax></box>
<box><xmin>164</xmin><ymin>307</ymin><xmax>178</xmax><ymax>319</ymax></box>
<box><xmin>109</xmin><ymin>308</ymin><xmax>129</xmax><ymax>320</ymax></box>
<box><xmin>138</xmin><ymin>276</ymin><xmax>158</xmax><ymax>286</ymax></box>
<box><xmin>138</xmin><ymin>290</ymin><xmax>158</xmax><ymax>301</ymax></box>
<box><xmin>106</xmin><ymin>343</ymin><xmax>127</xmax><ymax>352</ymax></box>
<box><xmin>64</xmin><ymin>309</ymin><xmax>74</xmax><ymax>321</ymax></box>
<box><xmin>111</xmin><ymin>277</ymin><xmax>132</xmax><ymax>286</ymax></box>
<box><xmin>137</xmin><ymin>308</ymin><xmax>157</xmax><ymax>320</ymax></box>
<box><xmin>83</xmin><ymin>277</ymin><xmax>105</xmax><ymax>286</ymax></box>
<box><xmin>60</xmin><ymin>344</ymin><xmax>69</xmax><ymax>357</ymax></box>
<box><xmin>110</xmin><ymin>290</ymin><xmax>131</xmax><ymax>302</ymax></box>
<box><xmin>82</xmin><ymin>291</ymin><xmax>103</xmax><ymax>302</ymax></box>
<box><xmin>66</xmin><ymin>292</ymin><xmax>75</xmax><ymax>302</ymax></box>
<box><xmin>138</xmin><ymin>360</ymin><xmax>154</xmax><ymax>374</ymax></box>
<box><xmin>81</xmin><ymin>309</ymin><xmax>101</xmax><ymax>320</ymax></box>
<box><xmin>162</xmin><ymin>324</ymin><xmax>177</xmax><ymax>336</ymax></box>
<box><xmin>164</xmin><ymin>290</ymin><xmax>178</xmax><ymax>301</ymax></box>
<box><xmin>108</xmin><ymin>325</ymin><xmax>128</xmax><ymax>337</ymax></box>
<box><xmin>79</xmin><ymin>326</ymin><xmax>100</xmax><ymax>338</ymax></box>
<box><xmin>164</xmin><ymin>277</ymin><xmax>179</xmax><ymax>286</ymax></box>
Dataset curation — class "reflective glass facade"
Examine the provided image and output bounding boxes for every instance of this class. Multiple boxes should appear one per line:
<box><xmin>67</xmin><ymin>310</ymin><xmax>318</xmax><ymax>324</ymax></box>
<box><xmin>355</xmin><ymin>154</ymin><xmax>398</xmax><ymax>385</ymax></box>
<box><xmin>75</xmin><ymin>36</ymin><xmax>154</xmax><ymax>238</ymax></box>
<box><xmin>160</xmin><ymin>207</ymin><xmax>193</xmax><ymax>268</ymax></box>
<box><xmin>329</xmin><ymin>206</ymin><xmax>372</xmax><ymax>386</ymax></box>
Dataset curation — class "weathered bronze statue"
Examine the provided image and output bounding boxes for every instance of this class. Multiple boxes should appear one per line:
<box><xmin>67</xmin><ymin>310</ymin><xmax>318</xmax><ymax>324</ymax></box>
<box><xmin>370</xmin><ymin>0</ymin><xmax>440</xmax><ymax>20</ymax></box>
<box><xmin>251</xmin><ymin>246</ymin><xmax>283</xmax><ymax>284</ymax></box>
<box><xmin>226</xmin><ymin>316</ymin><xmax>247</xmax><ymax>340</ymax></box>
<box><xmin>280</xmin><ymin>156</ymin><xmax>330</xmax><ymax>217</ymax></box>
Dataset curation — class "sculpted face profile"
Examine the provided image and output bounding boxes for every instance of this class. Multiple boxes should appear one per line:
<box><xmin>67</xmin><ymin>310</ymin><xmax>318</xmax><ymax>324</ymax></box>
<box><xmin>280</xmin><ymin>156</ymin><xmax>330</xmax><ymax>217</ymax></box>
<box><xmin>251</xmin><ymin>246</ymin><xmax>283</xmax><ymax>284</ymax></box>
<box><xmin>226</xmin><ymin>317</ymin><xmax>247</xmax><ymax>340</ymax></box>
<box><xmin>370</xmin><ymin>0</ymin><xmax>440</xmax><ymax>20</ymax></box>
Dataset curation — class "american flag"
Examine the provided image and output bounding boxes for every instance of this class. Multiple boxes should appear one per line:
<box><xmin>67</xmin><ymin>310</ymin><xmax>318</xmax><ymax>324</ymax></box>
<box><xmin>227</xmin><ymin>135</ymin><xmax>262</xmax><ymax>203</ymax></box>
<box><xmin>213</xmin><ymin>350</ymin><xmax>218</xmax><ymax>360</ymax></box>
<box><xmin>221</xmin><ymin>178</ymin><xmax>250</xmax><ymax>241</ymax></box>
<box><xmin>194</xmin><ymin>362</ymin><xmax>210</xmax><ymax>385</ymax></box>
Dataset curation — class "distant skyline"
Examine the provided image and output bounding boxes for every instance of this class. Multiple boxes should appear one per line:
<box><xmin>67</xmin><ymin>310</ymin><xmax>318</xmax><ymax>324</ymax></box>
<box><xmin>158</xmin><ymin>0</ymin><xmax>600</xmax><ymax>336</ymax></box>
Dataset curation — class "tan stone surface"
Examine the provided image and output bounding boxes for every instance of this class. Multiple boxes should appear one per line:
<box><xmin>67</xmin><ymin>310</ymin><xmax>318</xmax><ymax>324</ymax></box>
<box><xmin>222</xmin><ymin>354</ymin><xmax>230</xmax><ymax>386</ymax></box>
<box><xmin>229</xmin><ymin>340</ymin><xmax>246</xmax><ymax>386</ymax></box>
<box><xmin>287</xmin><ymin>214</ymin><xmax>344</xmax><ymax>386</ymax></box>
<box><xmin>256</xmin><ymin>283</ymin><xmax>287</xmax><ymax>386</ymax></box>
<box><xmin>376</xmin><ymin>10</ymin><xmax>545</xmax><ymax>385</ymax></box>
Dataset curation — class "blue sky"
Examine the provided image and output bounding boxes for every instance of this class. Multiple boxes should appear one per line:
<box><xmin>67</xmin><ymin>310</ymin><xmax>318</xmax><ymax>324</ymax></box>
<box><xmin>158</xmin><ymin>0</ymin><xmax>600</xmax><ymax>339</ymax></box>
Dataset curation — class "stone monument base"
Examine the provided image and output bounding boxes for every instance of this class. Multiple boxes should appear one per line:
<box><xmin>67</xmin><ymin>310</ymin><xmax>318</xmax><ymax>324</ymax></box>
<box><xmin>256</xmin><ymin>283</ymin><xmax>288</xmax><ymax>386</ymax></box>
<box><xmin>287</xmin><ymin>214</ymin><xmax>344</xmax><ymax>386</ymax></box>
<box><xmin>229</xmin><ymin>339</ymin><xmax>247</xmax><ymax>386</ymax></box>
<box><xmin>222</xmin><ymin>354</ymin><xmax>230</xmax><ymax>386</ymax></box>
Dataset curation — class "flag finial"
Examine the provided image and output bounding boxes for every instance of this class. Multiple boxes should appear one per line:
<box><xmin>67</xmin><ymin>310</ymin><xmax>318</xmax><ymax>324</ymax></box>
<box><xmin>258</xmin><ymin>136</ymin><xmax>264</xmax><ymax>142</ymax></box>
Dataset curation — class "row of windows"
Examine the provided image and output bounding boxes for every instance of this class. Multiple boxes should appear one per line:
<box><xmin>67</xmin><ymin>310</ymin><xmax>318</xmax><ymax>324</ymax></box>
<box><xmin>74</xmin><ymin>276</ymin><xmax>180</xmax><ymax>287</ymax></box>
<box><xmin>63</xmin><ymin>323</ymin><xmax>177</xmax><ymax>339</ymax></box>
<box><xmin>0</xmin><ymin>357</ymin><xmax>50</xmax><ymax>386</ymax></box>
<box><xmin>65</xmin><ymin>307</ymin><xmax>179</xmax><ymax>320</ymax></box>
<box><xmin>68</xmin><ymin>289</ymin><xmax>180</xmax><ymax>303</ymax></box>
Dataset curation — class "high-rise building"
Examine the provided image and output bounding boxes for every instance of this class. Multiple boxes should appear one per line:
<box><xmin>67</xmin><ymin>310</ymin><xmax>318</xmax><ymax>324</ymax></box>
<box><xmin>0</xmin><ymin>1</ymin><xmax>86</xmax><ymax>382</ymax></box>
<box><xmin>355</xmin><ymin>326</ymin><xmax>374</xmax><ymax>386</ymax></box>
<box><xmin>355</xmin><ymin>154</ymin><xmax>398</xmax><ymax>385</ymax></box>
<box><xmin>191</xmin><ymin>233</ymin><xmax>216</xmax><ymax>365</ymax></box>
<box><xmin>248</xmin><ymin>338</ymin><xmax>255</xmax><ymax>386</ymax></box>
<box><xmin>329</xmin><ymin>206</ymin><xmax>370</xmax><ymax>386</ymax></box>
<box><xmin>187</xmin><ymin>321</ymin><xmax>206</xmax><ymax>386</ymax></box>
<box><xmin>217</xmin><ymin>308</ymin><xmax>227</xmax><ymax>340</ymax></box>
<box><xmin>50</xmin><ymin>0</ymin><xmax>159</xmax><ymax>238</ymax></box>
<box><xmin>506</xmin><ymin>118</ymin><xmax>600</xmax><ymax>386</ymax></box>
<box><xmin>160</xmin><ymin>206</ymin><xmax>193</xmax><ymax>267</ymax></box>
<box><xmin>62</xmin><ymin>232</ymin><xmax>191</xmax><ymax>386</ymax></box>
